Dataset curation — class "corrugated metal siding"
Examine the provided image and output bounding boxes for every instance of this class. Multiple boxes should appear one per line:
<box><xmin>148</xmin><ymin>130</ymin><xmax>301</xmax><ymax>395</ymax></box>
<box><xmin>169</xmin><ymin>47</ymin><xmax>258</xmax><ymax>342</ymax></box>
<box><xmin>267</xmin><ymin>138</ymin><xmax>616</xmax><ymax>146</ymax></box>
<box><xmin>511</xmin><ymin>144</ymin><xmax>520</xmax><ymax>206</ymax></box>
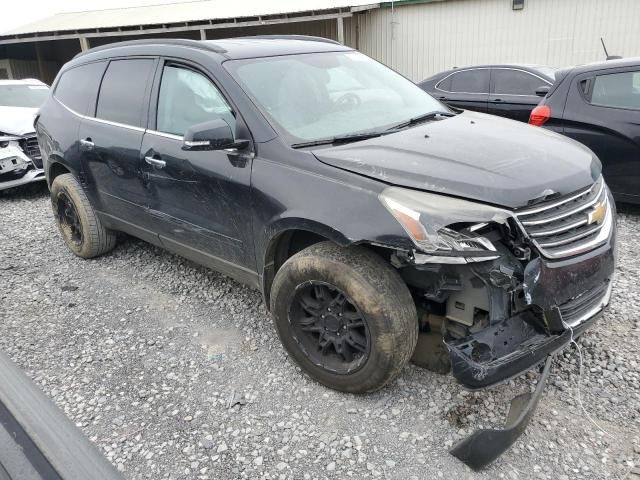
<box><xmin>355</xmin><ymin>0</ymin><xmax>640</xmax><ymax>81</ymax></box>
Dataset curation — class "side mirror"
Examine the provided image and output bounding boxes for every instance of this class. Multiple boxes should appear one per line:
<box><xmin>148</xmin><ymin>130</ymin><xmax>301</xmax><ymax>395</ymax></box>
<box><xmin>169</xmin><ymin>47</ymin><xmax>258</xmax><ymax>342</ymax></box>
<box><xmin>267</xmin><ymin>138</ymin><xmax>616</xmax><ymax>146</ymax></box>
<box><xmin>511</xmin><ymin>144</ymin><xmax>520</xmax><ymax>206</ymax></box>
<box><xmin>535</xmin><ymin>85</ymin><xmax>551</xmax><ymax>97</ymax></box>
<box><xmin>182</xmin><ymin>119</ymin><xmax>248</xmax><ymax>151</ymax></box>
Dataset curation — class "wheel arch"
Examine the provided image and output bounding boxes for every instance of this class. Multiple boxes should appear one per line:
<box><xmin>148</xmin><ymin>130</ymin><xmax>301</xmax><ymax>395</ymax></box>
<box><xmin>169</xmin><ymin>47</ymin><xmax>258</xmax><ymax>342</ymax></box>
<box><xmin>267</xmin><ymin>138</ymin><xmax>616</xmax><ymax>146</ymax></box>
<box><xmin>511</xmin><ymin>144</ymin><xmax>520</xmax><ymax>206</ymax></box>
<box><xmin>261</xmin><ymin>219</ymin><xmax>353</xmax><ymax>309</ymax></box>
<box><xmin>47</xmin><ymin>157</ymin><xmax>73</xmax><ymax>187</ymax></box>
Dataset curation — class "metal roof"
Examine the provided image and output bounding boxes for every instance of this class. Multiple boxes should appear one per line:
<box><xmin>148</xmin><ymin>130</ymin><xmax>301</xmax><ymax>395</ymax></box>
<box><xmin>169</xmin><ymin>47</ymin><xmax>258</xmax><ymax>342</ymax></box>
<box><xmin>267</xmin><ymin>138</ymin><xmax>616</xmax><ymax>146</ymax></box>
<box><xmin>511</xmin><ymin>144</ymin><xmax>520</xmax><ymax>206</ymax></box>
<box><xmin>1</xmin><ymin>1</ymin><xmax>378</xmax><ymax>36</ymax></box>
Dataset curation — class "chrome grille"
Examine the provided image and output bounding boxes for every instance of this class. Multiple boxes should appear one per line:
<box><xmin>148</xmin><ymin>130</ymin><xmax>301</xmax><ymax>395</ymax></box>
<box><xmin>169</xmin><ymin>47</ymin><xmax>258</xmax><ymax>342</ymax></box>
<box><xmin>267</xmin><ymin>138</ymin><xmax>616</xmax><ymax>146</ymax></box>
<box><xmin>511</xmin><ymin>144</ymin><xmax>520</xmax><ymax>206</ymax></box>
<box><xmin>515</xmin><ymin>177</ymin><xmax>613</xmax><ymax>259</ymax></box>
<box><xmin>19</xmin><ymin>135</ymin><xmax>42</xmax><ymax>168</ymax></box>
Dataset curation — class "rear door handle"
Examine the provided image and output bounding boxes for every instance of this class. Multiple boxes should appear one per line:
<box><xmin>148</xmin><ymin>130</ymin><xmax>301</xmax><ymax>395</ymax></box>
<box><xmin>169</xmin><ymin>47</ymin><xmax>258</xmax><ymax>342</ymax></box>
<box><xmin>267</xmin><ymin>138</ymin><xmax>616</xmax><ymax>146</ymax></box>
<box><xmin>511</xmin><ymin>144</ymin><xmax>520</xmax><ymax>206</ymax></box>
<box><xmin>145</xmin><ymin>156</ymin><xmax>166</xmax><ymax>168</ymax></box>
<box><xmin>79</xmin><ymin>138</ymin><xmax>94</xmax><ymax>149</ymax></box>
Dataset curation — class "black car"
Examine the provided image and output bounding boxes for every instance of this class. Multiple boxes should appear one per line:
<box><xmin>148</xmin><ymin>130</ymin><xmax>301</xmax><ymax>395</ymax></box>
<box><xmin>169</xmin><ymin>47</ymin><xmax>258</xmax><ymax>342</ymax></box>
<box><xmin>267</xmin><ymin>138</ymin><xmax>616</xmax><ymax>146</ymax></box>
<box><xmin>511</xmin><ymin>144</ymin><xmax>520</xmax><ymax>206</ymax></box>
<box><xmin>36</xmin><ymin>36</ymin><xmax>615</xmax><ymax>403</ymax></box>
<box><xmin>530</xmin><ymin>57</ymin><xmax>640</xmax><ymax>204</ymax></box>
<box><xmin>418</xmin><ymin>64</ymin><xmax>556</xmax><ymax>122</ymax></box>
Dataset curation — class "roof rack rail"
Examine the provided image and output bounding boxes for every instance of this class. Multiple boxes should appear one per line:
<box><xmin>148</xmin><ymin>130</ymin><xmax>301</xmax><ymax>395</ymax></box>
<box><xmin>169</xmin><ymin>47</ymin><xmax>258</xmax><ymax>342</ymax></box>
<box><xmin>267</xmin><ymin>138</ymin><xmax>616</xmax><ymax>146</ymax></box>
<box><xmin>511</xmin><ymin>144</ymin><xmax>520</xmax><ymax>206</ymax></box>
<box><xmin>238</xmin><ymin>35</ymin><xmax>341</xmax><ymax>45</ymax></box>
<box><xmin>73</xmin><ymin>38</ymin><xmax>226</xmax><ymax>59</ymax></box>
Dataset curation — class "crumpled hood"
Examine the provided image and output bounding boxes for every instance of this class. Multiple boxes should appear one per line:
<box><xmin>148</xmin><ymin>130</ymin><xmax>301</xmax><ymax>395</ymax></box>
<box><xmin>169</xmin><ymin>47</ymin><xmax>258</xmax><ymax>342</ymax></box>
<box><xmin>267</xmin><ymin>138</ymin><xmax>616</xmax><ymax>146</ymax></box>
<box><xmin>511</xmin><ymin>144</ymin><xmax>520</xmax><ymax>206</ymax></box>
<box><xmin>313</xmin><ymin>111</ymin><xmax>601</xmax><ymax>209</ymax></box>
<box><xmin>0</xmin><ymin>106</ymin><xmax>39</xmax><ymax>136</ymax></box>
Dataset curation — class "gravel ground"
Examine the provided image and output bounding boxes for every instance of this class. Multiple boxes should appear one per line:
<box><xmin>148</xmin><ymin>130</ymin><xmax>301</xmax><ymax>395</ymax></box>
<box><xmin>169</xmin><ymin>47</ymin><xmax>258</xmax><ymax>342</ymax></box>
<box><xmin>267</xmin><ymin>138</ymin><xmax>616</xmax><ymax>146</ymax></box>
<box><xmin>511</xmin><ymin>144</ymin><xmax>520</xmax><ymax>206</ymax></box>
<box><xmin>1</xmin><ymin>183</ymin><xmax>639</xmax><ymax>480</ymax></box>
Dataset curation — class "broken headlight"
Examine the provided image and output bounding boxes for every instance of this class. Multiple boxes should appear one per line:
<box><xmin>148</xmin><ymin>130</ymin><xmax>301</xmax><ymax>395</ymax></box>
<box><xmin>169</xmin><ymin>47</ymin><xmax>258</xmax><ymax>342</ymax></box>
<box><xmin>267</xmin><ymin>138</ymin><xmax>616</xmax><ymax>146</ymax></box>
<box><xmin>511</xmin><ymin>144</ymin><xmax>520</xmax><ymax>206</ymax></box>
<box><xmin>379</xmin><ymin>187</ymin><xmax>512</xmax><ymax>263</ymax></box>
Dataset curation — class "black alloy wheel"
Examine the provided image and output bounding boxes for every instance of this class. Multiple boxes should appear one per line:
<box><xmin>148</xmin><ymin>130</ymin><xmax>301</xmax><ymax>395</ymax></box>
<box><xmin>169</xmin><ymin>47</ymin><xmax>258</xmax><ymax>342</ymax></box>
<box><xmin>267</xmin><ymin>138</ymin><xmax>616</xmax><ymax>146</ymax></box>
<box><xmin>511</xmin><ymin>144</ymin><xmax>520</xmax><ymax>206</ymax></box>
<box><xmin>289</xmin><ymin>281</ymin><xmax>371</xmax><ymax>374</ymax></box>
<box><xmin>56</xmin><ymin>191</ymin><xmax>83</xmax><ymax>246</ymax></box>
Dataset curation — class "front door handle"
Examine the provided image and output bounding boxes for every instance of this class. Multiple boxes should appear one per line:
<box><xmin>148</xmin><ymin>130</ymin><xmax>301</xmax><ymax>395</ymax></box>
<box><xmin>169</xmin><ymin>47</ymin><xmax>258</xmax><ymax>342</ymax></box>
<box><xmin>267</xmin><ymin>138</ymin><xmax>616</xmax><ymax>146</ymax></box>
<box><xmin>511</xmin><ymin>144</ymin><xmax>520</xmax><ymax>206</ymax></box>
<box><xmin>145</xmin><ymin>156</ymin><xmax>166</xmax><ymax>168</ymax></box>
<box><xmin>79</xmin><ymin>138</ymin><xmax>94</xmax><ymax>149</ymax></box>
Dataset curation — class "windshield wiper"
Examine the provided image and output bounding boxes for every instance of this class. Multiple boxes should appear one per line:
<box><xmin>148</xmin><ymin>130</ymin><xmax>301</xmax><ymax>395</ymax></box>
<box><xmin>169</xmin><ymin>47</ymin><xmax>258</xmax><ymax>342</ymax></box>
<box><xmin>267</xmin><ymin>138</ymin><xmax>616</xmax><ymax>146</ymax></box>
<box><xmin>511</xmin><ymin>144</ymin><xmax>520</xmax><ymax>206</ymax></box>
<box><xmin>291</xmin><ymin>132</ymin><xmax>384</xmax><ymax>149</ymax></box>
<box><xmin>386</xmin><ymin>110</ymin><xmax>457</xmax><ymax>131</ymax></box>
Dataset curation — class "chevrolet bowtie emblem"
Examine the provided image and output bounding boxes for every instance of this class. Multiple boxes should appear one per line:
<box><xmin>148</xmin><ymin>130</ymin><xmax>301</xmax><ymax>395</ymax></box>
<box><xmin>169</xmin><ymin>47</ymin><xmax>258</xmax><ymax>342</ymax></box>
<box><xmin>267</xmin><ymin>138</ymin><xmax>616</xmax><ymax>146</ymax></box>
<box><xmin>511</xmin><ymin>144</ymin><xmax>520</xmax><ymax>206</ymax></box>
<box><xmin>587</xmin><ymin>202</ymin><xmax>606</xmax><ymax>225</ymax></box>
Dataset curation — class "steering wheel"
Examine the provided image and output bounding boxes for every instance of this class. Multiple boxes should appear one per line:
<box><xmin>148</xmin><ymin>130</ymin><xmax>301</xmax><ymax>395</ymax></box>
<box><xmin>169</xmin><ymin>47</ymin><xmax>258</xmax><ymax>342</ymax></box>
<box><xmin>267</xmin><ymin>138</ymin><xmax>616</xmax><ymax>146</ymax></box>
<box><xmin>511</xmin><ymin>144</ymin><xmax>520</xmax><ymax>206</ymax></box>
<box><xmin>335</xmin><ymin>92</ymin><xmax>361</xmax><ymax>110</ymax></box>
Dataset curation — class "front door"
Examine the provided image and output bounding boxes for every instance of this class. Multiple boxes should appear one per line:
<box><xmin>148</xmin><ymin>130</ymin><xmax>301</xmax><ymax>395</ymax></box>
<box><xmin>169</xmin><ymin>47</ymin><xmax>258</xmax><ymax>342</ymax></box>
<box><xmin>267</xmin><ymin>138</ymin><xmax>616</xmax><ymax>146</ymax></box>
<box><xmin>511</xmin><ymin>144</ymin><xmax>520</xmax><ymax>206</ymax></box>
<box><xmin>79</xmin><ymin>57</ymin><xmax>158</xmax><ymax>239</ymax></box>
<box><xmin>140</xmin><ymin>62</ymin><xmax>256</xmax><ymax>282</ymax></box>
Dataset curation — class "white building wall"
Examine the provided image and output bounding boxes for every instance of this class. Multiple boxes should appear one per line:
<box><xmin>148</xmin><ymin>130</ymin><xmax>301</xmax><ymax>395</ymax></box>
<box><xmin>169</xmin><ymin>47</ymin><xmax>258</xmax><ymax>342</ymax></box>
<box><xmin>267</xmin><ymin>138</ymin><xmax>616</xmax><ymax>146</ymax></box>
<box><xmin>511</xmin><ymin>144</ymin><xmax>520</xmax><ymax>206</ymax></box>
<box><xmin>354</xmin><ymin>0</ymin><xmax>640</xmax><ymax>82</ymax></box>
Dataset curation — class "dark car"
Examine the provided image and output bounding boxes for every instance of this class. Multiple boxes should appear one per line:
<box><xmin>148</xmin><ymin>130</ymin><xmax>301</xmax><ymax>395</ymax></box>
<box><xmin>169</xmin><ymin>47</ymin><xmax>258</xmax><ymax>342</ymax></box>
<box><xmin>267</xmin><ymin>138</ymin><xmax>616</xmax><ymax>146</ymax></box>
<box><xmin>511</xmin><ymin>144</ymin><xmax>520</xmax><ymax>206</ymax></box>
<box><xmin>418</xmin><ymin>64</ymin><xmax>556</xmax><ymax>122</ymax></box>
<box><xmin>529</xmin><ymin>57</ymin><xmax>640</xmax><ymax>204</ymax></box>
<box><xmin>36</xmin><ymin>37</ymin><xmax>615</xmax><ymax>398</ymax></box>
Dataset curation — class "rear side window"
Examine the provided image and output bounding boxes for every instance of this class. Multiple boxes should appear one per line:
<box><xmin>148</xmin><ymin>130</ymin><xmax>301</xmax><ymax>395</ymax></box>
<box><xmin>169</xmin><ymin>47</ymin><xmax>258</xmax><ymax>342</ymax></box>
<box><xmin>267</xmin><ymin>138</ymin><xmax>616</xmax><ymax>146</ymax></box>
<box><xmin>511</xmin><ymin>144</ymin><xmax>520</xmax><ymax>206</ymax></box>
<box><xmin>590</xmin><ymin>70</ymin><xmax>640</xmax><ymax>110</ymax></box>
<box><xmin>96</xmin><ymin>59</ymin><xmax>155</xmax><ymax>127</ymax></box>
<box><xmin>447</xmin><ymin>70</ymin><xmax>489</xmax><ymax>94</ymax></box>
<box><xmin>156</xmin><ymin>65</ymin><xmax>234</xmax><ymax>137</ymax></box>
<box><xmin>493</xmin><ymin>69</ymin><xmax>548</xmax><ymax>95</ymax></box>
<box><xmin>54</xmin><ymin>62</ymin><xmax>106</xmax><ymax>115</ymax></box>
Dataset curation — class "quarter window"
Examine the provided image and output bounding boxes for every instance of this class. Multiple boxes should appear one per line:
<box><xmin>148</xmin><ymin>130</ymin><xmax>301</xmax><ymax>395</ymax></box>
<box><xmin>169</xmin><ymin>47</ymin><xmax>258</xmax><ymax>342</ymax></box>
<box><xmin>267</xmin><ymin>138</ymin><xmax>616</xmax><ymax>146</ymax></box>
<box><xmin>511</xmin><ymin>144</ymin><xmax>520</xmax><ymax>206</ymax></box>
<box><xmin>446</xmin><ymin>70</ymin><xmax>489</xmax><ymax>94</ymax></box>
<box><xmin>493</xmin><ymin>69</ymin><xmax>547</xmax><ymax>95</ymax></box>
<box><xmin>156</xmin><ymin>65</ymin><xmax>234</xmax><ymax>137</ymax></box>
<box><xmin>96</xmin><ymin>59</ymin><xmax>155</xmax><ymax>127</ymax></box>
<box><xmin>590</xmin><ymin>70</ymin><xmax>640</xmax><ymax>109</ymax></box>
<box><xmin>54</xmin><ymin>62</ymin><xmax>106</xmax><ymax>115</ymax></box>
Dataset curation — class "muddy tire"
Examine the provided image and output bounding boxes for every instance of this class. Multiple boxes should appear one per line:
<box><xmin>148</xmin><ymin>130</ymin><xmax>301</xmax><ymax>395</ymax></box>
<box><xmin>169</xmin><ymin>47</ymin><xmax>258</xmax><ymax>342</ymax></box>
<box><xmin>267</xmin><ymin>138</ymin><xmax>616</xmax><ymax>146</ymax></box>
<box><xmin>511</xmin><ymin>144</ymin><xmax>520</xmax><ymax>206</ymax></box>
<box><xmin>51</xmin><ymin>173</ymin><xmax>117</xmax><ymax>258</ymax></box>
<box><xmin>270</xmin><ymin>241</ymin><xmax>418</xmax><ymax>393</ymax></box>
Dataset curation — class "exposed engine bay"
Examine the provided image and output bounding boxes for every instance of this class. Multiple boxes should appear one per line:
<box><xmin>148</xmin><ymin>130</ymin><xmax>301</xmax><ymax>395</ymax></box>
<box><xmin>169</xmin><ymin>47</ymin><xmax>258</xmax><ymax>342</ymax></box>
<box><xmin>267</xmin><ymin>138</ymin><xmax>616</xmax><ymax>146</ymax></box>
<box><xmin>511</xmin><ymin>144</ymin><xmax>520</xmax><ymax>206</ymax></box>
<box><xmin>387</xmin><ymin>178</ymin><xmax>615</xmax><ymax>390</ymax></box>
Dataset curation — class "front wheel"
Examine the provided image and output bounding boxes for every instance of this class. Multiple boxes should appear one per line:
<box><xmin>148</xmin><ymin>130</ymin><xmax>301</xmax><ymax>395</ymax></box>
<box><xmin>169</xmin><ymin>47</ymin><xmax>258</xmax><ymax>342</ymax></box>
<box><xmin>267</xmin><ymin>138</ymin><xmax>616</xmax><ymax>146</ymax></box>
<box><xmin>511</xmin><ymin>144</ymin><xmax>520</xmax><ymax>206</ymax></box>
<box><xmin>270</xmin><ymin>241</ymin><xmax>418</xmax><ymax>393</ymax></box>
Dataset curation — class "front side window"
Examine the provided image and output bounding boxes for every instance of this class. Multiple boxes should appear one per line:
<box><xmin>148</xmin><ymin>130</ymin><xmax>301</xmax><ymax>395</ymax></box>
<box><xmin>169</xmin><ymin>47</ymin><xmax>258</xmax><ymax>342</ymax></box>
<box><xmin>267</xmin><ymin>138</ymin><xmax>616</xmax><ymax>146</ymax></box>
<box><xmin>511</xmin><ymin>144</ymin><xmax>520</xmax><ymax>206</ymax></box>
<box><xmin>156</xmin><ymin>65</ymin><xmax>234</xmax><ymax>137</ymax></box>
<box><xmin>447</xmin><ymin>70</ymin><xmax>490</xmax><ymax>94</ymax></box>
<box><xmin>493</xmin><ymin>69</ymin><xmax>548</xmax><ymax>95</ymax></box>
<box><xmin>224</xmin><ymin>51</ymin><xmax>445</xmax><ymax>143</ymax></box>
<box><xmin>54</xmin><ymin>62</ymin><xmax>106</xmax><ymax>115</ymax></box>
<box><xmin>590</xmin><ymin>70</ymin><xmax>640</xmax><ymax>109</ymax></box>
<box><xmin>0</xmin><ymin>84</ymin><xmax>49</xmax><ymax>108</ymax></box>
<box><xmin>96</xmin><ymin>59</ymin><xmax>155</xmax><ymax>127</ymax></box>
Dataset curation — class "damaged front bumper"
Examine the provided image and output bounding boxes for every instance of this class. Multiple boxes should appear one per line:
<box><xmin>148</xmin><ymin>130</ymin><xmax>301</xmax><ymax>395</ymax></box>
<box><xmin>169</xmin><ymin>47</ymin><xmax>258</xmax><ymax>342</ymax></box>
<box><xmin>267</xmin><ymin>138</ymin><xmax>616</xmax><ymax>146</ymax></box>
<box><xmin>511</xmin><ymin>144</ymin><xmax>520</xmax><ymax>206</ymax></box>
<box><xmin>446</xmin><ymin>236</ymin><xmax>616</xmax><ymax>390</ymax></box>
<box><xmin>0</xmin><ymin>139</ymin><xmax>45</xmax><ymax>191</ymax></box>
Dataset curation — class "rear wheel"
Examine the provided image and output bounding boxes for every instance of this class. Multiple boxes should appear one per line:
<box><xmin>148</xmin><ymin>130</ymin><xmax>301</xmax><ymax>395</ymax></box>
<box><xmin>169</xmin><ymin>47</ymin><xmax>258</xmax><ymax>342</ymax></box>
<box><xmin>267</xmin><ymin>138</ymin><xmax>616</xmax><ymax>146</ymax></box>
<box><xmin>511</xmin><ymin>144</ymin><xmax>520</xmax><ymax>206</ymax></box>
<box><xmin>51</xmin><ymin>173</ymin><xmax>117</xmax><ymax>258</ymax></box>
<box><xmin>270</xmin><ymin>241</ymin><xmax>418</xmax><ymax>393</ymax></box>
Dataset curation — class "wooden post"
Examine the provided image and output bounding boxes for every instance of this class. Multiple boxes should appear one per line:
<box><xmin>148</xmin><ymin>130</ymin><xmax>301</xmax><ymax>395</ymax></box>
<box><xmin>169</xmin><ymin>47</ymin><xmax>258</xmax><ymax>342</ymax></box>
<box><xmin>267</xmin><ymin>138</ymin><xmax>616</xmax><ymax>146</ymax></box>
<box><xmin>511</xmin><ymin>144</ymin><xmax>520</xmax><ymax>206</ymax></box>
<box><xmin>200</xmin><ymin>29</ymin><xmax>207</xmax><ymax>40</ymax></box>
<box><xmin>79</xmin><ymin>36</ymin><xmax>89</xmax><ymax>52</ymax></box>
<box><xmin>336</xmin><ymin>16</ymin><xmax>344</xmax><ymax>44</ymax></box>
<box><xmin>34</xmin><ymin>42</ymin><xmax>45</xmax><ymax>81</ymax></box>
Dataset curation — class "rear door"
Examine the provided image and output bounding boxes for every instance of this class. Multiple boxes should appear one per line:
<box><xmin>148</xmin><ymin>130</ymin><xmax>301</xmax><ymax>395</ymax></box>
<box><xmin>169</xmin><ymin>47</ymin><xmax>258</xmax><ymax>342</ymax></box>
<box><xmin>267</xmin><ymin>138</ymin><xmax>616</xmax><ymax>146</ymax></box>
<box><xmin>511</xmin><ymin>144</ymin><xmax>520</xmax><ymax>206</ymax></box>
<box><xmin>78</xmin><ymin>57</ymin><xmax>158</xmax><ymax>240</ymax></box>
<box><xmin>562</xmin><ymin>67</ymin><xmax>640</xmax><ymax>202</ymax></box>
<box><xmin>433</xmin><ymin>68</ymin><xmax>489</xmax><ymax>112</ymax></box>
<box><xmin>489</xmin><ymin>68</ymin><xmax>551</xmax><ymax>122</ymax></box>
<box><xmin>139</xmin><ymin>60</ymin><xmax>256</xmax><ymax>279</ymax></box>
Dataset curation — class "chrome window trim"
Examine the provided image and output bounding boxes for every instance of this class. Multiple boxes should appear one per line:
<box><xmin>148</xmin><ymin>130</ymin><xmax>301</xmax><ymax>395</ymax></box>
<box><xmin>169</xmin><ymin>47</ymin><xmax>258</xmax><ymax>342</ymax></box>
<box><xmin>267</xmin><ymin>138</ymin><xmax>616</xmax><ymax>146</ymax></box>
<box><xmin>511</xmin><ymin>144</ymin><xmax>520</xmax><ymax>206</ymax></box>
<box><xmin>491</xmin><ymin>67</ymin><xmax>553</xmax><ymax>96</ymax></box>
<box><xmin>435</xmin><ymin>67</ymin><xmax>490</xmax><ymax>95</ymax></box>
<box><xmin>146</xmin><ymin>130</ymin><xmax>183</xmax><ymax>141</ymax></box>
<box><xmin>54</xmin><ymin>96</ymin><xmax>145</xmax><ymax>133</ymax></box>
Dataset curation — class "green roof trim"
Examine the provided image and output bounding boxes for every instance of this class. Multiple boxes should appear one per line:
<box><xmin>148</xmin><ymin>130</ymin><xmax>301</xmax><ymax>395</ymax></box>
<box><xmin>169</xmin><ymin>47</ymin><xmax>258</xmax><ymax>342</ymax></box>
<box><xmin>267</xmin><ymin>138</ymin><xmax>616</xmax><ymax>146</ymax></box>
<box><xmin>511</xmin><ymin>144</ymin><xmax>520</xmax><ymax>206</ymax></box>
<box><xmin>380</xmin><ymin>0</ymin><xmax>448</xmax><ymax>7</ymax></box>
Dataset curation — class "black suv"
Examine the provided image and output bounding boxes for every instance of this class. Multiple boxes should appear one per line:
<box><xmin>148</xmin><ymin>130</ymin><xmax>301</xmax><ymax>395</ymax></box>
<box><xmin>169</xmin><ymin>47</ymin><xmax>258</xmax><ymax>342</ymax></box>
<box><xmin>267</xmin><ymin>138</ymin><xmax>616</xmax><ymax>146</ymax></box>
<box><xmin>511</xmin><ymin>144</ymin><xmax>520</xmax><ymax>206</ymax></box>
<box><xmin>529</xmin><ymin>57</ymin><xmax>640</xmax><ymax>204</ymax></box>
<box><xmin>36</xmin><ymin>37</ymin><xmax>616</xmax><ymax>396</ymax></box>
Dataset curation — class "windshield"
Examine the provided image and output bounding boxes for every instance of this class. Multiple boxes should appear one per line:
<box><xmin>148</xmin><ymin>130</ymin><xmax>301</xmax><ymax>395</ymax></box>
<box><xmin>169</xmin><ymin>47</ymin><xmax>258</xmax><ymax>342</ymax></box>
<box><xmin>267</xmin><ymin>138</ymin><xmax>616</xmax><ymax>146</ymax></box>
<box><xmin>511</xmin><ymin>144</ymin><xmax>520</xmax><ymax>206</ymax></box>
<box><xmin>225</xmin><ymin>51</ymin><xmax>447</xmax><ymax>143</ymax></box>
<box><xmin>0</xmin><ymin>84</ymin><xmax>49</xmax><ymax>108</ymax></box>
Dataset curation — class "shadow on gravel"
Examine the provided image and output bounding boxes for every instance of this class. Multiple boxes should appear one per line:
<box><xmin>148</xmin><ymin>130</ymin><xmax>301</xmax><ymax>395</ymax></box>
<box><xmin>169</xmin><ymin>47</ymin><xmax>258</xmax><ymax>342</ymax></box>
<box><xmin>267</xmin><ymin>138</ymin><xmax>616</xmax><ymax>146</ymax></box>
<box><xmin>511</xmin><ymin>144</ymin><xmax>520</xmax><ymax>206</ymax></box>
<box><xmin>0</xmin><ymin>182</ymin><xmax>49</xmax><ymax>200</ymax></box>
<box><xmin>617</xmin><ymin>202</ymin><xmax>640</xmax><ymax>216</ymax></box>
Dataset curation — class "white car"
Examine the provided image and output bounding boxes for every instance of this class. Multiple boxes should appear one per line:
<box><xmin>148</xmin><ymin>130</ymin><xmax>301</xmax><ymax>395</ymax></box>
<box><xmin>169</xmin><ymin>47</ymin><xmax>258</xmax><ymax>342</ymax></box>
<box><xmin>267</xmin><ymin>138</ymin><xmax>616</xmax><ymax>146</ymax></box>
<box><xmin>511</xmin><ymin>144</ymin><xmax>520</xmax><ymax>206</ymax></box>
<box><xmin>0</xmin><ymin>79</ymin><xmax>49</xmax><ymax>191</ymax></box>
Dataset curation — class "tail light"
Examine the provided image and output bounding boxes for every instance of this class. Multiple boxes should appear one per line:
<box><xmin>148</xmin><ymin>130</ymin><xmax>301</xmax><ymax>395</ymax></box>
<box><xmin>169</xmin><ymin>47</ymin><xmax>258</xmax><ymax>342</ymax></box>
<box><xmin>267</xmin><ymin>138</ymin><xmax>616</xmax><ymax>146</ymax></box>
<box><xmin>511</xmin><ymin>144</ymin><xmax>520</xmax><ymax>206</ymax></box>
<box><xmin>529</xmin><ymin>105</ymin><xmax>551</xmax><ymax>126</ymax></box>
